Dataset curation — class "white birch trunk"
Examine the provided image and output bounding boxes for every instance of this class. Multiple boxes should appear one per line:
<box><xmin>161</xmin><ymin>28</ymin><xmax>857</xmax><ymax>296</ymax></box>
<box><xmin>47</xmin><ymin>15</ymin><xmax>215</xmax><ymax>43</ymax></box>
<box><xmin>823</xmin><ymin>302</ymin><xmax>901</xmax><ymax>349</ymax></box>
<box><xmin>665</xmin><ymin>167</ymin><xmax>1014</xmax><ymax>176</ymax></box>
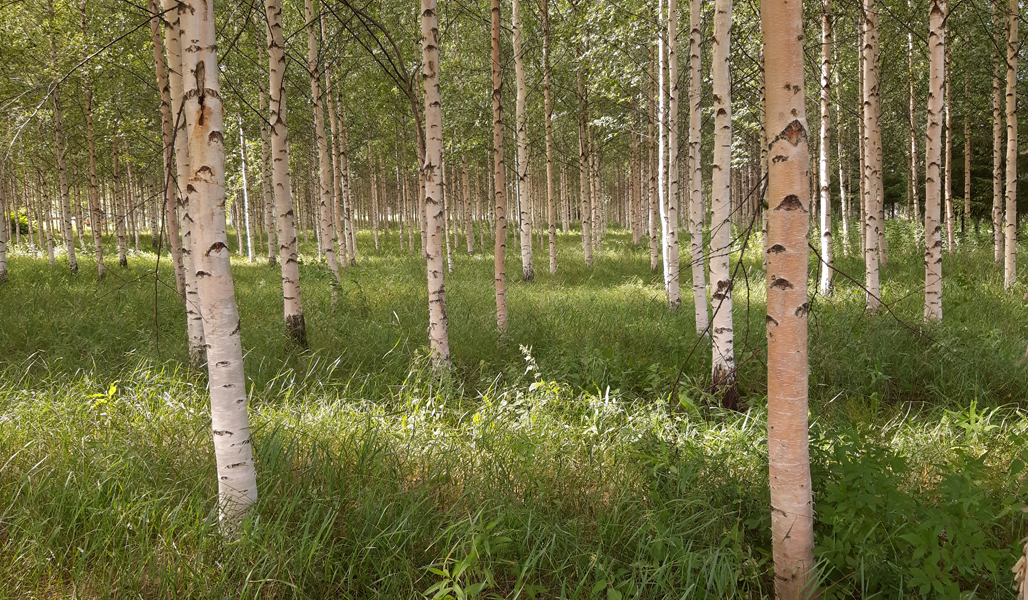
<box><xmin>710</xmin><ymin>0</ymin><xmax>737</xmax><ymax>407</ymax></box>
<box><xmin>925</xmin><ymin>0</ymin><xmax>945</xmax><ymax>320</ymax></box>
<box><xmin>266</xmin><ymin>0</ymin><xmax>307</xmax><ymax>346</ymax></box>
<box><xmin>180</xmin><ymin>0</ymin><xmax>257</xmax><ymax>530</ymax></box>
<box><xmin>688</xmin><ymin>0</ymin><xmax>708</xmax><ymax>333</ymax></box>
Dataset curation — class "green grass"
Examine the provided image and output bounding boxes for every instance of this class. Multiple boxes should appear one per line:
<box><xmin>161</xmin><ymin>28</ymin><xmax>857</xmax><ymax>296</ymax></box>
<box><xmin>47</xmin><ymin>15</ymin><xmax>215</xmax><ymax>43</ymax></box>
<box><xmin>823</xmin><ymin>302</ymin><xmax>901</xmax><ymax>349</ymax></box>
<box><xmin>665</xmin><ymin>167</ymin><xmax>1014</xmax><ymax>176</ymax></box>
<box><xmin>1</xmin><ymin>221</ymin><xmax>1026</xmax><ymax>598</ymax></box>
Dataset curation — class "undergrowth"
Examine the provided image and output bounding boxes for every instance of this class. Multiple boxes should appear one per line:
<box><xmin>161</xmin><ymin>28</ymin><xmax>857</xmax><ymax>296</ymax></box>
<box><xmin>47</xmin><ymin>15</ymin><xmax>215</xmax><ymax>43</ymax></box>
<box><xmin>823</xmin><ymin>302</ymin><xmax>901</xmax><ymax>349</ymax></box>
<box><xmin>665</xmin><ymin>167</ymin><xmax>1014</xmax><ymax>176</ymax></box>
<box><xmin>1</xmin><ymin>222</ymin><xmax>1027</xmax><ymax>597</ymax></box>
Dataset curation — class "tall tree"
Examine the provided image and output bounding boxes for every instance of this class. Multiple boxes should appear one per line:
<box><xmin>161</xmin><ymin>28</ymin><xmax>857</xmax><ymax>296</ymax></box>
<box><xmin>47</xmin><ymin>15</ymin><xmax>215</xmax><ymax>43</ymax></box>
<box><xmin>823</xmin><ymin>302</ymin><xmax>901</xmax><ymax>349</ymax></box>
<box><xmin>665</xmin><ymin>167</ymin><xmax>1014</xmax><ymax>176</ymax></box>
<box><xmin>862</xmin><ymin>0</ymin><xmax>881</xmax><ymax>311</ymax></box>
<box><xmin>163</xmin><ymin>0</ymin><xmax>206</xmax><ymax>368</ymax></box>
<box><xmin>148</xmin><ymin>0</ymin><xmax>183</xmax><ymax>293</ymax></box>
<box><xmin>687</xmin><ymin>0</ymin><xmax>708</xmax><ymax>334</ymax></box>
<box><xmin>664</xmin><ymin>0</ymin><xmax>681</xmax><ymax>309</ymax></box>
<box><xmin>266</xmin><ymin>0</ymin><xmax>307</xmax><ymax>346</ymax></box>
<box><xmin>543</xmin><ymin>0</ymin><xmax>556</xmax><ymax>274</ymax></box>
<box><xmin>710</xmin><ymin>0</ymin><xmax>737</xmax><ymax>407</ymax></box>
<box><xmin>1003</xmin><ymin>0</ymin><xmax>1018</xmax><ymax>289</ymax></box>
<box><xmin>818</xmin><ymin>0</ymin><xmax>833</xmax><ymax>294</ymax></box>
<box><xmin>80</xmin><ymin>0</ymin><xmax>104</xmax><ymax>279</ymax></box>
<box><xmin>924</xmin><ymin>0</ymin><xmax>944</xmax><ymax>321</ymax></box>
<box><xmin>492</xmin><ymin>0</ymin><xmax>509</xmax><ymax>333</ymax></box>
<box><xmin>992</xmin><ymin>2</ymin><xmax>1004</xmax><ymax>263</ymax></box>
<box><xmin>179</xmin><ymin>0</ymin><xmax>257</xmax><ymax>530</ymax></box>
<box><xmin>305</xmin><ymin>0</ymin><xmax>340</xmax><ymax>283</ymax></box>
<box><xmin>762</xmin><ymin>0</ymin><xmax>816</xmax><ymax>593</ymax></box>
<box><xmin>422</xmin><ymin>0</ymin><xmax>450</xmax><ymax>365</ymax></box>
<box><xmin>512</xmin><ymin>0</ymin><xmax>534</xmax><ymax>281</ymax></box>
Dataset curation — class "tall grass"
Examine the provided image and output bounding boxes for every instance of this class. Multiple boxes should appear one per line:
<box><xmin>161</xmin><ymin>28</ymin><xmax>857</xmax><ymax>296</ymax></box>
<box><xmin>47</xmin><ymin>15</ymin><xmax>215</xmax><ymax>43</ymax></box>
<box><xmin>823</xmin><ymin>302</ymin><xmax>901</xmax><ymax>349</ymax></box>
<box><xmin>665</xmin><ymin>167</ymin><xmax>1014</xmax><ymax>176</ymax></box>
<box><xmin>1</xmin><ymin>223</ymin><xmax>1026</xmax><ymax>597</ymax></box>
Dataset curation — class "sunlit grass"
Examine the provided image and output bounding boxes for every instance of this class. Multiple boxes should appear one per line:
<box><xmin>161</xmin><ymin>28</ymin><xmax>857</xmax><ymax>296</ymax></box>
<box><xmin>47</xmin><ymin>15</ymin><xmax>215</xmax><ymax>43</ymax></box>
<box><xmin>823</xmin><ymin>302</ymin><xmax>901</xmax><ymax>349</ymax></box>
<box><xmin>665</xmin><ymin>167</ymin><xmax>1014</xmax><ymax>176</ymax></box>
<box><xmin>1</xmin><ymin>221</ymin><xmax>1027</xmax><ymax>597</ymax></box>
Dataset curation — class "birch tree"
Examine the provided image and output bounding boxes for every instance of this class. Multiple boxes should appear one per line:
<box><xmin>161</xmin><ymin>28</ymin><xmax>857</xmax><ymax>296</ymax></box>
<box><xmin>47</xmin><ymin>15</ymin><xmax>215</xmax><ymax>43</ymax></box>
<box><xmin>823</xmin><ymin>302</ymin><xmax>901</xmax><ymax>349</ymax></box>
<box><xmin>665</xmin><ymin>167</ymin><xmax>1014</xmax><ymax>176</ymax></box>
<box><xmin>818</xmin><ymin>0</ymin><xmax>833</xmax><ymax>294</ymax></box>
<box><xmin>762</xmin><ymin>0</ymin><xmax>816</xmax><ymax>592</ymax></box>
<box><xmin>924</xmin><ymin>0</ymin><xmax>944</xmax><ymax>321</ymax></box>
<box><xmin>493</xmin><ymin>0</ymin><xmax>509</xmax><ymax>333</ymax></box>
<box><xmin>688</xmin><ymin>0</ymin><xmax>708</xmax><ymax>334</ymax></box>
<box><xmin>179</xmin><ymin>0</ymin><xmax>257</xmax><ymax>530</ymax></box>
<box><xmin>710</xmin><ymin>0</ymin><xmax>737</xmax><ymax>407</ymax></box>
<box><xmin>862</xmin><ymin>0</ymin><xmax>881</xmax><ymax>311</ymax></box>
<box><xmin>266</xmin><ymin>0</ymin><xmax>307</xmax><ymax>346</ymax></box>
<box><xmin>1003</xmin><ymin>0</ymin><xmax>1018</xmax><ymax>289</ymax></box>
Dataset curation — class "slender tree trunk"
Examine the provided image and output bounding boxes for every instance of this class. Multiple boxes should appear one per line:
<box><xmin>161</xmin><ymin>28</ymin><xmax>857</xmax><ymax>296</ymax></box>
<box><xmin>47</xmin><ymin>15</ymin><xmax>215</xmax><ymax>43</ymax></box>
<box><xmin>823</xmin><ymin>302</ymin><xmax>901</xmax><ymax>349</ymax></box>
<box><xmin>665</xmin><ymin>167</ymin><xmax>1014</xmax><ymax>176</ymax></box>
<box><xmin>324</xmin><ymin>65</ymin><xmax>347</xmax><ymax>269</ymax></box>
<box><xmin>908</xmin><ymin>4</ymin><xmax>921</xmax><ymax>230</ymax></box>
<box><xmin>710</xmin><ymin>0</ymin><xmax>736</xmax><ymax>408</ymax></box>
<box><xmin>1004</xmin><ymin>0</ymin><xmax>1018</xmax><ymax>289</ymax></box>
<box><xmin>543</xmin><ymin>0</ymin><xmax>556</xmax><ymax>274</ymax></box>
<box><xmin>442</xmin><ymin>156</ymin><xmax>454</xmax><ymax>274</ymax></box>
<box><xmin>180</xmin><ymin>0</ymin><xmax>257</xmax><ymax>531</ymax></box>
<box><xmin>81</xmin><ymin>0</ymin><xmax>104</xmax><ymax>279</ymax></box>
<box><xmin>688</xmin><ymin>0</ymin><xmax>708</xmax><ymax>333</ymax></box>
<box><xmin>259</xmin><ymin>89</ymin><xmax>277</xmax><ymax>265</ymax></box>
<box><xmin>648</xmin><ymin>46</ymin><xmax>659</xmax><ymax>272</ymax></box>
<box><xmin>993</xmin><ymin>5</ymin><xmax>1004</xmax><ymax>262</ymax></box>
<box><xmin>576</xmin><ymin>21</ymin><xmax>593</xmax><ymax>268</ymax></box>
<box><xmin>944</xmin><ymin>43</ymin><xmax>955</xmax><ymax>255</ymax></box>
<box><xmin>862</xmin><ymin>0</ymin><xmax>881</xmax><ymax>311</ymax></box>
<box><xmin>511</xmin><ymin>0</ymin><xmax>534</xmax><ymax>281</ymax></box>
<box><xmin>340</xmin><ymin>110</ymin><xmax>357</xmax><ymax>264</ymax></box>
<box><xmin>925</xmin><ymin>0</ymin><xmax>945</xmax><ymax>320</ymax></box>
<box><xmin>52</xmin><ymin>87</ymin><xmax>78</xmax><ymax>275</ymax></box>
<box><xmin>463</xmin><ymin>158</ymin><xmax>474</xmax><ymax>253</ymax></box>
<box><xmin>819</xmin><ymin>2</ymin><xmax>833</xmax><ymax>294</ymax></box>
<box><xmin>421</xmin><ymin>0</ymin><xmax>450</xmax><ymax>365</ymax></box>
<box><xmin>492</xmin><ymin>0</ymin><xmax>509</xmax><ymax>333</ymax></box>
<box><xmin>763</xmin><ymin>0</ymin><xmax>817</xmax><ymax>593</ymax></box>
<box><xmin>305</xmin><ymin>0</ymin><xmax>339</xmax><ymax>282</ymax></box>
<box><xmin>835</xmin><ymin>52</ymin><xmax>849</xmax><ymax>258</ymax></box>
<box><xmin>658</xmin><ymin>0</ymin><xmax>669</xmax><ymax>291</ymax></box>
<box><xmin>963</xmin><ymin>74</ymin><xmax>971</xmax><ymax>236</ymax></box>
<box><xmin>665</xmin><ymin>0</ymin><xmax>682</xmax><ymax>309</ymax></box>
<box><xmin>266</xmin><ymin>0</ymin><xmax>306</xmax><ymax>346</ymax></box>
<box><xmin>113</xmin><ymin>138</ymin><xmax>127</xmax><ymax>267</ymax></box>
<box><xmin>238</xmin><ymin>118</ymin><xmax>255</xmax><ymax>263</ymax></box>
<box><xmin>162</xmin><ymin>0</ymin><xmax>206</xmax><ymax>366</ymax></box>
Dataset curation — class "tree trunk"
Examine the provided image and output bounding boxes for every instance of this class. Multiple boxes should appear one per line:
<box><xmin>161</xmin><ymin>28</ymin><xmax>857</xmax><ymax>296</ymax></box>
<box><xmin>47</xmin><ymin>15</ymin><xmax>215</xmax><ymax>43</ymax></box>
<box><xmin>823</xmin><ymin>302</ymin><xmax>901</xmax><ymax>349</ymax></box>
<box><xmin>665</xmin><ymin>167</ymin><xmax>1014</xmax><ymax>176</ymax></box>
<box><xmin>491</xmin><ymin>0</ymin><xmax>509</xmax><ymax>333</ymax></box>
<box><xmin>862</xmin><ymin>0</ymin><xmax>881</xmax><ymax>311</ymax></box>
<box><xmin>162</xmin><ymin>0</ymin><xmax>206</xmax><ymax>366</ymax></box>
<box><xmin>81</xmin><ymin>0</ymin><xmax>104</xmax><ymax>279</ymax></box>
<box><xmin>819</xmin><ymin>2</ymin><xmax>833</xmax><ymax>294</ymax></box>
<box><xmin>710</xmin><ymin>0</ymin><xmax>736</xmax><ymax>408</ymax></box>
<box><xmin>908</xmin><ymin>1</ymin><xmax>921</xmax><ymax>230</ymax></box>
<box><xmin>543</xmin><ymin>0</ymin><xmax>556</xmax><ymax>274</ymax></box>
<box><xmin>52</xmin><ymin>87</ymin><xmax>78</xmax><ymax>275</ymax></box>
<box><xmin>266</xmin><ymin>0</ymin><xmax>306</xmax><ymax>346</ymax></box>
<box><xmin>835</xmin><ymin>51</ymin><xmax>849</xmax><ymax>258</ymax></box>
<box><xmin>993</xmin><ymin>4</ymin><xmax>1004</xmax><ymax>262</ymax></box>
<box><xmin>511</xmin><ymin>0</ymin><xmax>534</xmax><ymax>281</ymax></box>
<box><xmin>113</xmin><ymin>138</ymin><xmax>127</xmax><ymax>267</ymax></box>
<box><xmin>306</xmin><ymin>0</ymin><xmax>339</xmax><ymax>282</ymax></box>
<box><xmin>180</xmin><ymin>0</ymin><xmax>257</xmax><ymax>531</ymax></box>
<box><xmin>688</xmin><ymin>0</ymin><xmax>708</xmax><ymax>333</ymax></box>
<box><xmin>925</xmin><ymin>0</ymin><xmax>945</xmax><ymax>321</ymax></box>
<box><xmin>762</xmin><ymin>1</ymin><xmax>817</xmax><ymax>595</ymax></box>
<box><xmin>421</xmin><ymin>0</ymin><xmax>451</xmax><ymax>365</ymax></box>
<box><xmin>648</xmin><ymin>46</ymin><xmax>659</xmax><ymax>272</ymax></box>
<box><xmin>963</xmin><ymin>74</ymin><xmax>971</xmax><ymax>236</ymax></box>
<box><xmin>665</xmin><ymin>0</ymin><xmax>682</xmax><ymax>309</ymax></box>
<box><xmin>1004</xmin><ymin>0</ymin><xmax>1018</xmax><ymax>289</ymax></box>
<box><xmin>576</xmin><ymin>8</ymin><xmax>593</xmax><ymax>269</ymax></box>
<box><xmin>259</xmin><ymin>89</ymin><xmax>277</xmax><ymax>266</ymax></box>
<box><xmin>944</xmin><ymin>43</ymin><xmax>955</xmax><ymax>255</ymax></box>
<box><xmin>238</xmin><ymin>118</ymin><xmax>255</xmax><ymax>263</ymax></box>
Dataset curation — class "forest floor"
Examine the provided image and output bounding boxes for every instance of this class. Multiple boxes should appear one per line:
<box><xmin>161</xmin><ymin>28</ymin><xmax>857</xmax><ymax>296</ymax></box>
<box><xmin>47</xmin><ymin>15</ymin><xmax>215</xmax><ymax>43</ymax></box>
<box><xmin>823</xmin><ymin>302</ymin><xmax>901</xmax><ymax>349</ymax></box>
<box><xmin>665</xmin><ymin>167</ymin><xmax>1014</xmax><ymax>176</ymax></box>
<box><xmin>1</xmin><ymin>222</ymin><xmax>1026</xmax><ymax>598</ymax></box>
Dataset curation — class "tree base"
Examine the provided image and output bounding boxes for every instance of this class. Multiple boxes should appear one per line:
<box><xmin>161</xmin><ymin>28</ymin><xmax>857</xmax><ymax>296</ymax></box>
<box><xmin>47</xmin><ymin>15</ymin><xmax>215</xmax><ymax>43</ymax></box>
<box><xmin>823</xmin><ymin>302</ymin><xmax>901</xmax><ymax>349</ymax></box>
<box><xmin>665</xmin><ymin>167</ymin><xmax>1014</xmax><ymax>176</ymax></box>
<box><xmin>286</xmin><ymin>313</ymin><xmax>308</xmax><ymax>349</ymax></box>
<box><xmin>710</xmin><ymin>365</ymin><xmax>739</xmax><ymax>411</ymax></box>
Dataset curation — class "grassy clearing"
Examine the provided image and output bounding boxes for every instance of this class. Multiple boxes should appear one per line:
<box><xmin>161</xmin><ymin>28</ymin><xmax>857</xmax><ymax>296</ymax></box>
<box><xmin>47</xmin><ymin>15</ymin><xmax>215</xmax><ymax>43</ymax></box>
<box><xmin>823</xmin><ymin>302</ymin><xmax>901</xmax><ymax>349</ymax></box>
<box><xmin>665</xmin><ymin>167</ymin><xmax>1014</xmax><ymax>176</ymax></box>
<box><xmin>1</xmin><ymin>223</ymin><xmax>1027</xmax><ymax>598</ymax></box>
